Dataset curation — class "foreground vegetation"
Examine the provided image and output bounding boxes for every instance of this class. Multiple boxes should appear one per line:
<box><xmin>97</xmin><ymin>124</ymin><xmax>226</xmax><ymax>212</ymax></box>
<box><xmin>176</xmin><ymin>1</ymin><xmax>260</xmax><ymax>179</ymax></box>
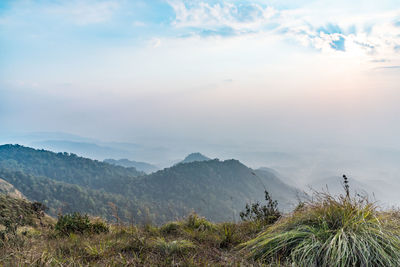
<box><xmin>0</xmin><ymin>212</ymin><xmax>265</xmax><ymax>266</ymax></box>
<box><xmin>2</xmin><ymin>177</ymin><xmax>400</xmax><ymax>266</ymax></box>
<box><xmin>242</xmin><ymin>193</ymin><xmax>400</xmax><ymax>266</ymax></box>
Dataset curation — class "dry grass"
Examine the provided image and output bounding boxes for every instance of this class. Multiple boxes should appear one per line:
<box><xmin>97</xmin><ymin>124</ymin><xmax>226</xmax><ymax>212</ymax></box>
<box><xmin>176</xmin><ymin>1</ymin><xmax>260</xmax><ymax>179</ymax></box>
<box><xmin>0</xmin><ymin>213</ymin><xmax>265</xmax><ymax>266</ymax></box>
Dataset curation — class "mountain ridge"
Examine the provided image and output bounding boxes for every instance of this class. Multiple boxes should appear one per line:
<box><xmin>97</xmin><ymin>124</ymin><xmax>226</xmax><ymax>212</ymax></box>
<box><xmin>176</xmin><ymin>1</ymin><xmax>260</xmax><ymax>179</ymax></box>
<box><xmin>0</xmin><ymin>144</ymin><xmax>300</xmax><ymax>224</ymax></box>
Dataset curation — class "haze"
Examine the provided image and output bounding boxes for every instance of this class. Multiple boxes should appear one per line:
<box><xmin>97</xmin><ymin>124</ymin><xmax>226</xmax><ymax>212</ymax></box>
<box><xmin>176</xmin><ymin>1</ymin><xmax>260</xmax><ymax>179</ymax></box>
<box><xmin>1</xmin><ymin>0</ymin><xmax>400</xmax><ymax>204</ymax></box>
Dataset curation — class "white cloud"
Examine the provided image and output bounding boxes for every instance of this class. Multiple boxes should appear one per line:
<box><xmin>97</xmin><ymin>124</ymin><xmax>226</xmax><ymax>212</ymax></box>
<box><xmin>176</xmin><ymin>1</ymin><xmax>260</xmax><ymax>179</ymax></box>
<box><xmin>167</xmin><ymin>0</ymin><xmax>400</xmax><ymax>61</ymax></box>
<box><xmin>168</xmin><ymin>0</ymin><xmax>276</xmax><ymax>31</ymax></box>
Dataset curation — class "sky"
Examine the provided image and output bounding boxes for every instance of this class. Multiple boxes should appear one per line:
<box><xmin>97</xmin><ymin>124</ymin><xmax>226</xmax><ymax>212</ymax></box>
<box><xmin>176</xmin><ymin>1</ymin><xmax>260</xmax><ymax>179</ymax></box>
<box><xmin>1</xmin><ymin>0</ymin><xmax>400</xmax><ymax>165</ymax></box>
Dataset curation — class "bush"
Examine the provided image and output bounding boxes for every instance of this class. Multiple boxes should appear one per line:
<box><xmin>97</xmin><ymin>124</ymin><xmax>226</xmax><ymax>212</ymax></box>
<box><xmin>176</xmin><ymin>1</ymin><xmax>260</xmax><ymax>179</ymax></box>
<box><xmin>241</xmin><ymin>193</ymin><xmax>400</xmax><ymax>266</ymax></box>
<box><xmin>55</xmin><ymin>213</ymin><xmax>108</xmax><ymax>236</ymax></box>
<box><xmin>31</xmin><ymin>201</ymin><xmax>47</xmax><ymax>214</ymax></box>
<box><xmin>240</xmin><ymin>190</ymin><xmax>281</xmax><ymax>225</ymax></box>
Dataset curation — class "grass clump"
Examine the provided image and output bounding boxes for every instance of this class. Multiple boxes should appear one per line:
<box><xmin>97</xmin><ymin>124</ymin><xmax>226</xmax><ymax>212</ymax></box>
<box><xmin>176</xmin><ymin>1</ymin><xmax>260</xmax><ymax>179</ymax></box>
<box><xmin>55</xmin><ymin>213</ymin><xmax>109</xmax><ymax>236</ymax></box>
<box><xmin>153</xmin><ymin>238</ymin><xmax>196</xmax><ymax>256</ymax></box>
<box><xmin>160</xmin><ymin>221</ymin><xmax>181</xmax><ymax>234</ymax></box>
<box><xmin>242</xmin><ymin>192</ymin><xmax>400</xmax><ymax>267</ymax></box>
<box><xmin>185</xmin><ymin>213</ymin><xmax>216</xmax><ymax>231</ymax></box>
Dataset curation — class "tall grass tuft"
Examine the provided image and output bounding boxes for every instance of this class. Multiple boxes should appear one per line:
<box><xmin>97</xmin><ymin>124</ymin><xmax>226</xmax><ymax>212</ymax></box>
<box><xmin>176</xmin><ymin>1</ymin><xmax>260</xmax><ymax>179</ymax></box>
<box><xmin>241</xmin><ymin>192</ymin><xmax>400</xmax><ymax>267</ymax></box>
<box><xmin>153</xmin><ymin>238</ymin><xmax>196</xmax><ymax>256</ymax></box>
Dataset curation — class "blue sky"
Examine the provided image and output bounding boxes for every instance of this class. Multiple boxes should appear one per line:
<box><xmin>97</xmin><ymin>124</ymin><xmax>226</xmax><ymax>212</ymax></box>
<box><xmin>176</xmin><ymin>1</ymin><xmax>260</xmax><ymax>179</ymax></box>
<box><xmin>1</xmin><ymin>0</ymin><xmax>400</xmax><ymax>151</ymax></box>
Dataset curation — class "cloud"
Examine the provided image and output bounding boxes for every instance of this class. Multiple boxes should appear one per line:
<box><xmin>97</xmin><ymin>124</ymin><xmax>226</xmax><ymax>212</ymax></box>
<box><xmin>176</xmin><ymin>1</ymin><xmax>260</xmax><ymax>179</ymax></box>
<box><xmin>168</xmin><ymin>0</ymin><xmax>276</xmax><ymax>33</ymax></box>
<box><xmin>167</xmin><ymin>0</ymin><xmax>400</xmax><ymax>58</ymax></box>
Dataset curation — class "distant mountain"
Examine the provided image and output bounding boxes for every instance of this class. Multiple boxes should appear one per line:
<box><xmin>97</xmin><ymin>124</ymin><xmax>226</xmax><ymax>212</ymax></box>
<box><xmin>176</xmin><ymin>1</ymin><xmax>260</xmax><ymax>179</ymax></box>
<box><xmin>104</xmin><ymin>158</ymin><xmax>158</xmax><ymax>174</ymax></box>
<box><xmin>0</xmin><ymin>145</ymin><xmax>301</xmax><ymax>224</ymax></box>
<box><xmin>0</xmin><ymin>131</ymin><xmax>96</xmax><ymax>144</ymax></box>
<box><xmin>181</xmin><ymin>152</ymin><xmax>211</xmax><ymax>164</ymax></box>
<box><xmin>0</xmin><ymin>131</ymin><xmax>172</xmax><ymax>165</ymax></box>
<box><xmin>30</xmin><ymin>140</ymin><xmax>134</xmax><ymax>161</ymax></box>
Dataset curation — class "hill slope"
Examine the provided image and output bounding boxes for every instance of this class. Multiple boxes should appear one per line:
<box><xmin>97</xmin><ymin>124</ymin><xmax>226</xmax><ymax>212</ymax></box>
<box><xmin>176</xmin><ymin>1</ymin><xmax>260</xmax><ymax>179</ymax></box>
<box><xmin>0</xmin><ymin>168</ymin><xmax>146</xmax><ymax>221</ymax></box>
<box><xmin>0</xmin><ymin>178</ymin><xmax>25</xmax><ymax>199</ymax></box>
<box><xmin>0</xmin><ymin>193</ymin><xmax>52</xmax><ymax>228</ymax></box>
<box><xmin>131</xmin><ymin>159</ymin><xmax>300</xmax><ymax>223</ymax></box>
<box><xmin>0</xmin><ymin>145</ymin><xmax>300</xmax><ymax>224</ymax></box>
<box><xmin>0</xmin><ymin>144</ymin><xmax>143</xmax><ymax>194</ymax></box>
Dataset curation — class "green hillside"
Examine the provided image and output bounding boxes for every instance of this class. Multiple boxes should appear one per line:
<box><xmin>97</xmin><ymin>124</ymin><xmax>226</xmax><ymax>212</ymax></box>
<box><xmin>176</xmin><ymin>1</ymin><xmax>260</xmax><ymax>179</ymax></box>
<box><xmin>132</xmin><ymin>159</ymin><xmax>299</xmax><ymax>223</ymax></box>
<box><xmin>0</xmin><ymin>144</ymin><xmax>143</xmax><ymax>194</ymax></box>
<box><xmin>0</xmin><ymin>145</ymin><xmax>300</xmax><ymax>224</ymax></box>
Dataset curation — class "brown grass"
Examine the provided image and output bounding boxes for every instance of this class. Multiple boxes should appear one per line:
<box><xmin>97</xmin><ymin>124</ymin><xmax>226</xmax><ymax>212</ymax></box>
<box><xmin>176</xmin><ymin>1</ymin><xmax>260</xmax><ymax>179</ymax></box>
<box><xmin>0</xmin><ymin>213</ymin><xmax>267</xmax><ymax>266</ymax></box>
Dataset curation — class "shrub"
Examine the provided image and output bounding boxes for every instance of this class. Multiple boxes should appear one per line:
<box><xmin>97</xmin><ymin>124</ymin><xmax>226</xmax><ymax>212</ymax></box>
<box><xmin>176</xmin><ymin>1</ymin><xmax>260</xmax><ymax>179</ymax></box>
<box><xmin>55</xmin><ymin>213</ymin><xmax>109</xmax><ymax>236</ymax></box>
<box><xmin>241</xmin><ymin>193</ymin><xmax>400</xmax><ymax>266</ymax></box>
<box><xmin>240</xmin><ymin>190</ymin><xmax>281</xmax><ymax>225</ymax></box>
<box><xmin>31</xmin><ymin>201</ymin><xmax>47</xmax><ymax>214</ymax></box>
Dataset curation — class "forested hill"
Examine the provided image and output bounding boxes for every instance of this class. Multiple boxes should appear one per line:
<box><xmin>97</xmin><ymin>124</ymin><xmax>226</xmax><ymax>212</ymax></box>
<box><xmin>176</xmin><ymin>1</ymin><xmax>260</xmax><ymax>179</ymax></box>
<box><xmin>0</xmin><ymin>168</ymin><xmax>144</xmax><ymax>220</ymax></box>
<box><xmin>134</xmin><ymin>159</ymin><xmax>300</xmax><ymax>222</ymax></box>
<box><xmin>0</xmin><ymin>144</ymin><xmax>143</xmax><ymax>192</ymax></box>
<box><xmin>0</xmin><ymin>144</ymin><xmax>300</xmax><ymax>224</ymax></box>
